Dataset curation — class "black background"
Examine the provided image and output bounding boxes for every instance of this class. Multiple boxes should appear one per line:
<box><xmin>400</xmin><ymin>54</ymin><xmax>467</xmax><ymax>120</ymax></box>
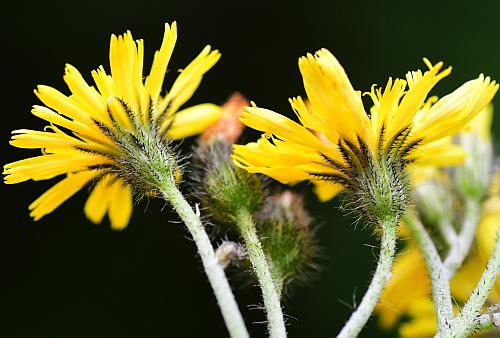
<box><xmin>2</xmin><ymin>1</ymin><xmax>500</xmax><ymax>337</ymax></box>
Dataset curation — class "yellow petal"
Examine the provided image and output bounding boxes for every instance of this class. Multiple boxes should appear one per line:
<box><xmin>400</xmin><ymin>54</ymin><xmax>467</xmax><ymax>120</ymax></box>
<box><xmin>9</xmin><ymin>129</ymin><xmax>82</xmax><ymax>150</ymax></box>
<box><xmin>28</xmin><ymin>170</ymin><xmax>99</xmax><ymax>221</ymax></box>
<box><xmin>388</xmin><ymin>60</ymin><xmax>451</xmax><ymax>141</ymax></box>
<box><xmin>106</xmin><ymin>96</ymin><xmax>134</xmax><ymax>131</ymax></box>
<box><xmin>157</xmin><ymin>45</ymin><xmax>220</xmax><ymax>121</ymax></box>
<box><xmin>233</xmin><ymin>137</ymin><xmax>322</xmax><ymax>167</ymax></box>
<box><xmin>366</xmin><ymin>77</ymin><xmax>407</xmax><ymax>146</ymax></box>
<box><xmin>298</xmin><ymin>49</ymin><xmax>370</xmax><ymax>146</ymax></box>
<box><xmin>288</xmin><ymin>96</ymin><xmax>341</xmax><ymax>147</ymax></box>
<box><xmin>239</xmin><ymin>106</ymin><xmax>330</xmax><ymax>153</ymax></box>
<box><xmin>84</xmin><ymin>175</ymin><xmax>112</xmax><ymax>224</ymax></box>
<box><xmin>109</xmin><ymin>31</ymin><xmax>138</xmax><ymax>112</ymax></box>
<box><xmin>235</xmin><ymin>165</ymin><xmax>309</xmax><ymax>184</ymax></box>
<box><xmin>399</xmin><ymin>315</ymin><xmax>437</xmax><ymax>338</ymax></box>
<box><xmin>31</xmin><ymin>105</ymin><xmax>115</xmax><ymax>149</ymax></box>
<box><xmin>408</xmin><ymin>139</ymin><xmax>466</xmax><ymax>167</ymax></box>
<box><xmin>63</xmin><ymin>64</ymin><xmax>108</xmax><ymax>124</ymax></box>
<box><xmin>145</xmin><ymin>22</ymin><xmax>177</xmax><ymax>103</ymax></box>
<box><xmin>312</xmin><ymin>181</ymin><xmax>343</xmax><ymax>202</ymax></box>
<box><xmin>4</xmin><ymin>153</ymin><xmax>113</xmax><ymax>184</ymax></box>
<box><xmin>91</xmin><ymin>65</ymin><xmax>114</xmax><ymax>100</ymax></box>
<box><xmin>35</xmin><ymin>85</ymin><xmax>92</xmax><ymax>124</ymax></box>
<box><xmin>413</xmin><ymin>75</ymin><xmax>498</xmax><ymax>143</ymax></box>
<box><xmin>166</xmin><ymin>103</ymin><xmax>222</xmax><ymax>140</ymax></box>
<box><xmin>107</xmin><ymin>179</ymin><xmax>133</xmax><ymax>230</ymax></box>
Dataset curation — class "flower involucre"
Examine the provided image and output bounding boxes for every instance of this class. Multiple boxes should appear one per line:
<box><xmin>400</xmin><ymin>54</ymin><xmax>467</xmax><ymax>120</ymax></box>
<box><xmin>4</xmin><ymin>22</ymin><xmax>222</xmax><ymax>229</ymax></box>
<box><xmin>232</xmin><ymin>49</ymin><xmax>498</xmax><ymax>205</ymax></box>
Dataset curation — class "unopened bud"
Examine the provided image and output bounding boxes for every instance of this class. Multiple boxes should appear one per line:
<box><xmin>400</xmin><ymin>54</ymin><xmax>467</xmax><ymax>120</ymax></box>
<box><xmin>192</xmin><ymin>139</ymin><xmax>264</xmax><ymax>224</ymax></box>
<box><xmin>199</xmin><ymin>92</ymin><xmax>247</xmax><ymax>145</ymax></box>
<box><xmin>454</xmin><ymin>106</ymin><xmax>494</xmax><ymax>201</ymax></box>
<box><xmin>254</xmin><ymin>191</ymin><xmax>317</xmax><ymax>296</ymax></box>
<box><xmin>413</xmin><ymin>170</ymin><xmax>453</xmax><ymax>228</ymax></box>
<box><xmin>216</xmin><ymin>241</ymin><xmax>246</xmax><ymax>269</ymax></box>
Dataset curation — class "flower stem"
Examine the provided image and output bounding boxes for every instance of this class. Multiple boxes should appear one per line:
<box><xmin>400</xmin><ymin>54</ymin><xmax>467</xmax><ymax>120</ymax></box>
<box><xmin>443</xmin><ymin>199</ymin><xmax>480</xmax><ymax>279</ymax></box>
<box><xmin>336</xmin><ymin>214</ymin><xmax>398</xmax><ymax>338</ymax></box>
<box><xmin>403</xmin><ymin>213</ymin><xmax>454</xmax><ymax>337</ymax></box>
<box><xmin>160</xmin><ymin>182</ymin><xmax>249</xmax><ymax>338</ymax></box>
<box><xmin>449</xmin><ymin>230</ymin><xmax>500</xmax><ymax>337</ymax></box>
<box><xmin>235</xmin><ymin>209</ymin><xmax>287</xmax><ymax>338</ymax></box>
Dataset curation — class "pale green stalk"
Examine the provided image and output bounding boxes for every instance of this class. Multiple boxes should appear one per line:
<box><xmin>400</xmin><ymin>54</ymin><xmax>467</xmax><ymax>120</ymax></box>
<box><xmin>436</xmin><ymin>219</ymin><xmax>458</xmax><ymax>248</ymax></box>
<box><xmin>443</xmin><ymin>200</ymin><xmax>481</xmax><ymax>279</ymax></box>
<box><xmin>160</xmin><ymin>181</ymin><xmax>249</xmax><ymax>338</ymax></box>
<box><xmin>449</xmin><ymin>230</ymin><xmax>500</xmax><ymax>337</ymax></box>
<box><xmin>235</xmin><ymin>209</ymin><xmax>287</xmax><ymax>338</ymax></box>
<box><xmin>336</xmin><ymin>215</ymin><xmax>398</xmax><ymax>338</ymax></box>
<box><xmin>404</xmin><ymin>214</ymin><xmax>454</xmax><ymax>337</ymax></box>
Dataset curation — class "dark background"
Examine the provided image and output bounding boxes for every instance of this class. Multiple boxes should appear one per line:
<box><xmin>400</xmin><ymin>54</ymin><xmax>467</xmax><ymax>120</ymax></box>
<box><xmin>2</xmin><ymin>1</ymin><xmax>500</xmax><ymax>337</ymax></box>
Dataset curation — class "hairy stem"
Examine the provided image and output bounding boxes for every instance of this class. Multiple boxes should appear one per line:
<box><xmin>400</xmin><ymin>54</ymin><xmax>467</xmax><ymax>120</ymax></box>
<box><xmin>235</xmin><ymin>209</ymin><xmax>287</xmax><ymax>338</ymax></box>
<box><xmin>450</xmin><ymin>230</ymin><xmax>500</xmax><ymax>337</ymax></box>
<box><xmin>161</xmin><ymin>182</ymin><xmax>249</xmax><ymax>338</ymax></box>
<box><xmin>336</xmin><ymin>214</ymin><xmax>398</xmax><ymax>338</ymax></box>
<box><xmin>443</xmin><ymin>200</ymin><xmax>481</xmax><ymax>279</ymax></box>
<box><xmin>437</xmin><ymin>219</ymin><xmax>458</xmax><ymax>248</ymax></box>
<box><xmin>404</xmin><ymin>214</ymin><xmax>454</xmax><ymax>336</ymax></box>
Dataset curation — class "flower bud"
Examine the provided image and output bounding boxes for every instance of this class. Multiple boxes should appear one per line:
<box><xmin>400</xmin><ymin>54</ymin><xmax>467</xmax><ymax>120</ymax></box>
<box><xmin>199</xmin><ymin>92</ymin><xmax>247</xmax><ymax>144</ymax></box>
<box><xmin>215</xmin><ymin>241</ymin><xmax>246</xmax><ymax>269</ymax></box>
<box><xmin>254</xmin><ymin>191</ymin><xmax>317</xmax><ymax>296</ymax></box>
<box><xmin>192</xmin><ymin>93</ymin><xmax>264</xmax><ymax>224</ymax></box>
<box><xmin>192</xmin><ymin>139</ymin><xmax>264</xmax><ymax>224</ymax></box>
<box><xmin>453</xmin><ymin>105</ymin><xmax>494</xmax><ymax>201</ymax></box>
<box><xmin>413</xmin><ymin>169</ymin><xmax>454</xmax><ymax>229</ymax></box>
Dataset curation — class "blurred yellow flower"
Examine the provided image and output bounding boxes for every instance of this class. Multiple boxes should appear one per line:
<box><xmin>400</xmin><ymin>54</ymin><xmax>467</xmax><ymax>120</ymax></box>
<box><xmin>4</xmin><ymin>22</ymin><xmax>222</xmax><ymax>229</ymax></box>
<box><xmin>232</xmin><ymin>49</ymin><xmax>497</xmax><ymax>202</ymax></box>
<box><xmin>377</xmin><ymin>175</ymin><xmax>500</xmax><ymax>337</ymax></box>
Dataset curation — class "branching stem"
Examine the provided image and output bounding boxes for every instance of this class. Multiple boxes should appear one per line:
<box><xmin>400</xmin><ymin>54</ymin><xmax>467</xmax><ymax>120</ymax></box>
<box><xmin>404</xmin><ymin>214</ymin><xmax>454</xmax><ymax>336</ymax></box>
<box><xmin>443</xmin><ymin>200</ymin><xmax>481</xmax><ymax>279</ymax></box>
<box><xmin>449</xmin><ymin>230</ymin><xmax>500</xmax><ymax>337</ymax></box>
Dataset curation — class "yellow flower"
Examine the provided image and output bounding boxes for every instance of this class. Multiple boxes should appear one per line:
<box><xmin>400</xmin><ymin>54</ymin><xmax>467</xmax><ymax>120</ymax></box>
<box><xmin>232</xmin><ymin>49</ymin><xmax>497</xmax><ymax>203</ymax></box>
<box><xmin>3</xmin><ymin>22</ymin><xmax>222</xmax><ymax>230</ymax></box>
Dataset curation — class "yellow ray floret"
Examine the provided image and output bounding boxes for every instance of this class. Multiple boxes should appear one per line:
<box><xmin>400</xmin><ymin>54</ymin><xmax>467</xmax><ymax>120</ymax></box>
<box><xmin>4</xmin><ymin>22</ymin><xmax>222</xmax><ymax>229</ymax></box>
<box><xmin>233</xmin><ymin>49</ymin><xmax>498</xmax><ymax>201</ymax></box>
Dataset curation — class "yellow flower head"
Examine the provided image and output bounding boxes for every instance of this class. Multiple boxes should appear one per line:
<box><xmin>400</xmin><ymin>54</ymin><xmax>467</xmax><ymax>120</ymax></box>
<box><xmin>233</xmin><ymin>49</ymin><xmax>498</xmax><ymax>209</ymax></box>
<box><xmin>3</xmin><ymin>22</ymin><xmax>222</xmax><ymax>230</ymax></box>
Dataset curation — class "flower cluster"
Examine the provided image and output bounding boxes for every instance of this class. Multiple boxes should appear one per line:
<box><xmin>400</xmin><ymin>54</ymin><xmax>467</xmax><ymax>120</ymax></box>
<box><xmin>3</xmin><ymin>22</ymin><xmax>500</xmax><ymax>338</ymax></box>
